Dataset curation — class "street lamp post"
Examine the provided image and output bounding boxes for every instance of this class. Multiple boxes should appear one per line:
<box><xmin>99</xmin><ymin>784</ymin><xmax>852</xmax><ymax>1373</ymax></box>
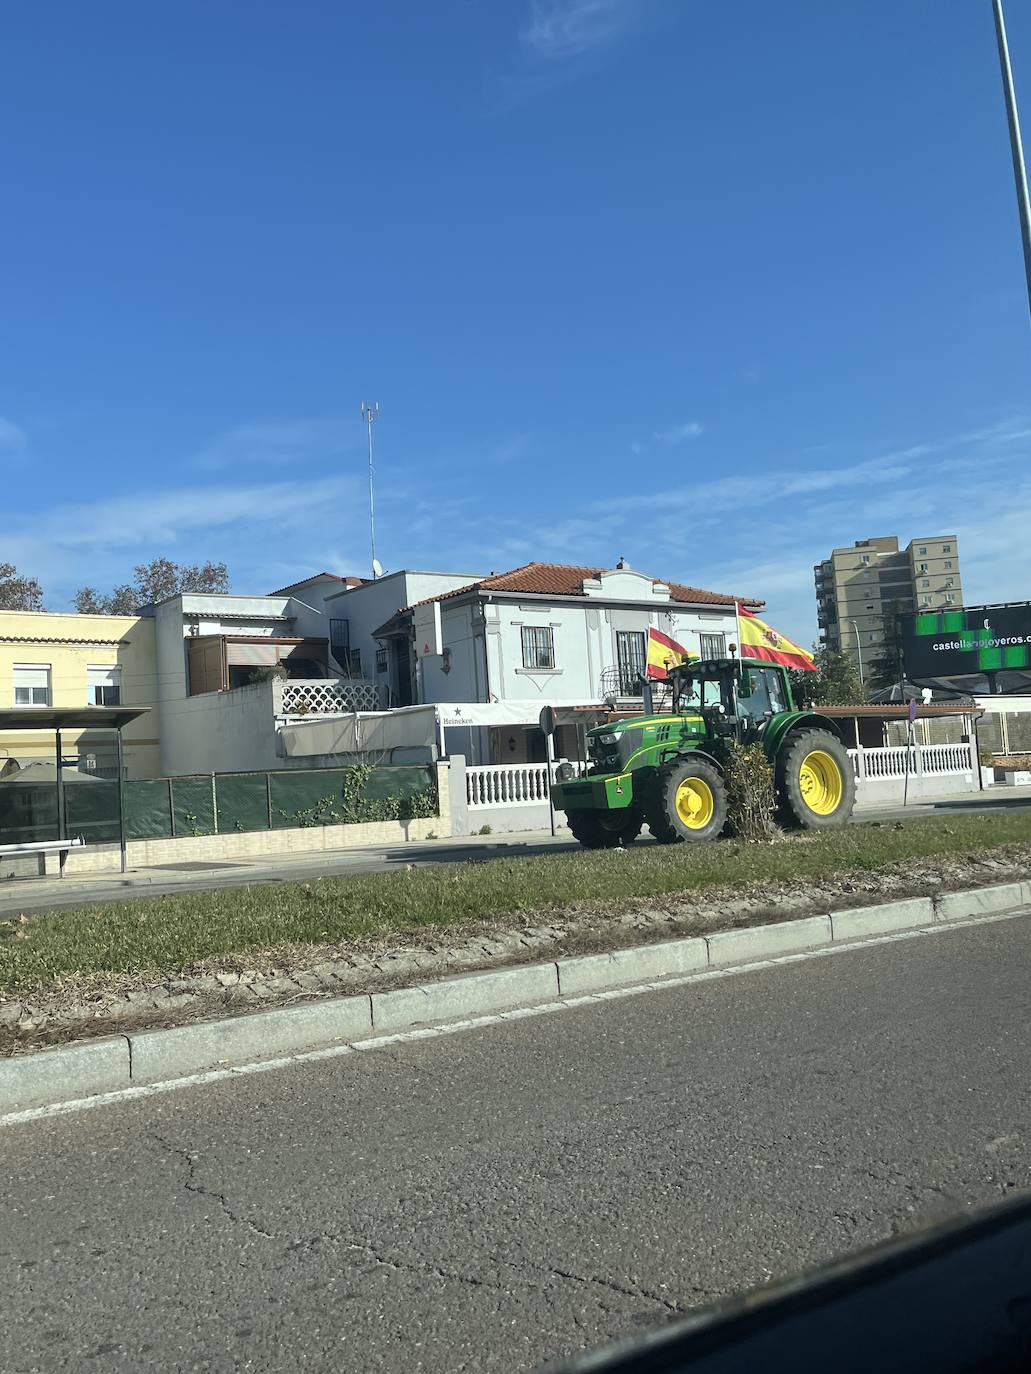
<box><xmin>993</xmin><ymin>0</ymin><xmax>1031</xmax><ymax>322</ymax></box>
<box><xmin>848</xmin><ymin>618</ymin><xmax>865</xmax><ymax>684</ymax></box>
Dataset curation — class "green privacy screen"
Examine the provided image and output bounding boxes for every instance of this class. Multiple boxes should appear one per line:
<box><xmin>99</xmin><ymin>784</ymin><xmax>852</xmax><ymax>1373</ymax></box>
<box><xmin>0</xmin><ymin>766</ymin><xmax>437</xmax><ymax>845</ymax></box>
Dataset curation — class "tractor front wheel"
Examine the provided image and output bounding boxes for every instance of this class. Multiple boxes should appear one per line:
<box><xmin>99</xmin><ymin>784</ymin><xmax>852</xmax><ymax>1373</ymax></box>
<box><xmin>566</xmin><ymin>808</ymin><xmax>643</xmax><ymax>850</ymax></box>
<box><xmin>777</xmin><ymin>729</ymin><xmax>855</xmax><ymax>829</ymax></box>
<box><xmin>647</xmin><ymin>758</ymin><xmax>727</xmax><ymax>844</ymax></box>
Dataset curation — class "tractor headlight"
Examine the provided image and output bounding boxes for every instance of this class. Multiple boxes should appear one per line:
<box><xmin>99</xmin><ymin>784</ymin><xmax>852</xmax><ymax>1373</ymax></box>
<box><xmin>597</xmin><ymin>732</ymin><xmax>621</xmax><ymax>746</ymax></box>
<box><xmin>555</xmin><ymin>762</ymin><xmax>575</xmax><ymax>782</ymax></box>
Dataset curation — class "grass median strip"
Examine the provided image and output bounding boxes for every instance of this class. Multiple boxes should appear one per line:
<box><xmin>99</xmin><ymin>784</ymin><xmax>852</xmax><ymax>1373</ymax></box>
<box><xmin>2</xmin><ymin>812</ymin><xmax>1030</xmax><ymax>999</ymax></box>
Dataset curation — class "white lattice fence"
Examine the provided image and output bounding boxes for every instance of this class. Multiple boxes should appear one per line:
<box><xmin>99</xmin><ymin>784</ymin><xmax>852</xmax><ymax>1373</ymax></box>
<box><xmin>278</xmin><ymin>679</ymin><xmax>380</xmax><ymax>715</ymax></box>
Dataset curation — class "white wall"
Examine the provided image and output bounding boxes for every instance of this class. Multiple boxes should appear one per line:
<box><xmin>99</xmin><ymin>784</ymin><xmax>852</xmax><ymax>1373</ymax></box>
<box><xmin>326</xmin><ymin>570</ymin><xmax>482</xmax><ymax>703</ymax></box>
<box><xmin>158</xmin><ymin>679</ymin><xmax>282</xmax><ymax>776</ymax></box>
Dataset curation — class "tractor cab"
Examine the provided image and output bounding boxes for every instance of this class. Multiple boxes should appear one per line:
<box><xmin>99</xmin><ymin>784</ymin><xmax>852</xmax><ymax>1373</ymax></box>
<box><xmin>669</xmin><ymin>657</ymin><xmax>795</xmax><ymax>736</ymax></box>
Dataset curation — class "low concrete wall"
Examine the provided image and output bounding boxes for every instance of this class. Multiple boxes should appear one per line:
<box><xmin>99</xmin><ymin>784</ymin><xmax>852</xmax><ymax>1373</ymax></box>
<box><xmin>854</xmin><ymin>774</ymin><xmax>981</xmax><ymax>806</ymax></box>
<box><xmin>60</xmin><ymin>761</ymin><xmax>453</xmax><ymax>873</ymax></box>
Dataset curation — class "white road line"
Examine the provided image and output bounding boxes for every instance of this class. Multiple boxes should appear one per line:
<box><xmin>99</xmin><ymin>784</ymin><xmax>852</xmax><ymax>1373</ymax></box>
<box><xmin>2</xmin><ymin>906</ymin><xmax>1028</xmax><ymax>1129</ymax></box>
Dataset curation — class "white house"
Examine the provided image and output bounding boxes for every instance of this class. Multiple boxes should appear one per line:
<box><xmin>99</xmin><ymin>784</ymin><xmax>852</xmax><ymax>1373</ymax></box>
<box><xmin>145</xmin><ymin>570</ymin><xmax>483</xmax><ymax>776</ymax></box>
<box><xmin>369</xmin><ymin>561</ymin><xmax>761</xmax><ymax>764</ymax></box>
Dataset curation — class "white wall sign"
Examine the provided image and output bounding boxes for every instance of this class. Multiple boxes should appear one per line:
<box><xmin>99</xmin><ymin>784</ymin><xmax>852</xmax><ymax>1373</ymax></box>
<box><xmin>414</xmin><ymin>600</ymin><xmax>443</xmax><ymax>658</ymax></box>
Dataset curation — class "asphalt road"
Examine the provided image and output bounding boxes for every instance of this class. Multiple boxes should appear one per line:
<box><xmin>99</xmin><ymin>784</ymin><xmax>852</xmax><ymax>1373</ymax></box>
<box><xmin>5</xmin><ymin>788</ymin><xmax>1031</xmax><ymax>918</ymax></box>
<box><xmin>3</xmin><ymin>917</ymin><xmax>1031</xmax><ymax>1372</ymax></box>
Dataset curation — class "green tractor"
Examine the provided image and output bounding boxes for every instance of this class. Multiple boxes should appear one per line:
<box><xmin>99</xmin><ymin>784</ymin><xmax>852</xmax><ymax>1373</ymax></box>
<box><xmin>551</xmin><ymin>657</ymin><xmax>855</xmax><ymax>848</ymax></box>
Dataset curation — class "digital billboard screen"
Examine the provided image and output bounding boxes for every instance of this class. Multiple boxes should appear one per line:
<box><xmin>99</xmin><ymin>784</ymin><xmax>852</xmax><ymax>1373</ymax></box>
<box><xmin>901</xmin><ymin>603</ymin><xmax>1031</xmax><ymax>684</ymax></box>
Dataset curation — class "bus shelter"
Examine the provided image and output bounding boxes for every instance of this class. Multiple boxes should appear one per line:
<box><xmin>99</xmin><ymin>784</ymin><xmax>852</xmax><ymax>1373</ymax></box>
<box><xmin>0</xmin><ymin>706</ymin><xmax>150</xmax><ymax>875</ymax></box>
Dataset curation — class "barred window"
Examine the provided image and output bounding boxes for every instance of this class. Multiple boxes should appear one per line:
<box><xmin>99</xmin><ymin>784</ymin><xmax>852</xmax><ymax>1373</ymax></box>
<box><xmin>521</xmin><ymin>626</ymin><xmax>554</xmax><ymax>669</ymax></box>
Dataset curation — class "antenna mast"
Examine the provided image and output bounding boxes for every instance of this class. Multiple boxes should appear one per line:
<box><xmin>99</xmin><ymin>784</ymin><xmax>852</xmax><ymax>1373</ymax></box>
<box><xmin>361</xmin><ymin>402</ymin><xmax>380</xmax><ymax>577</ymax></box>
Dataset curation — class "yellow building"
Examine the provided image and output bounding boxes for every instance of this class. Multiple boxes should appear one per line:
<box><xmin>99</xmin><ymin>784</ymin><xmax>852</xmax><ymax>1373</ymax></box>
<box><xmin>0</xmin><ymin>611</ymin><xmax>160</xmax><ymax>778</ymax></box>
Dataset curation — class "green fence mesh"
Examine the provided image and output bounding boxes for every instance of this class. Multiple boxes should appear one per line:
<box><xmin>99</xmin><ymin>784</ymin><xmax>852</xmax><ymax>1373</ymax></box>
<box><xmin>64</xmin><ymin>781</ymin><xmax>121</xmax><ymax>844</ymax></box>
<box><xmin>0</xmin><ymin>765</ymin><xmax>437</xmax><ymax>847</ymax></box>
<box><xmin>170</xmin><ymin>776</ymin><xmax>217</xmax><ymax>837</ymax></box>
<box><xmin>124</xmin><ymin>780</ymin><xmax>174</xmax><ymax>839</ymax></box>
<box><xmin>215</xmin><ymin>773</ymin><xmax>271</xmax><ymax>833</ymax></box>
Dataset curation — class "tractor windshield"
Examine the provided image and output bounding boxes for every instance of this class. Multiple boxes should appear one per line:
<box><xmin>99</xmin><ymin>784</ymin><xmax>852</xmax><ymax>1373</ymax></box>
<box><xmin>673</xmin><ymin>670</ymin><xmax>734</xmax><ymax>716</ymax></box>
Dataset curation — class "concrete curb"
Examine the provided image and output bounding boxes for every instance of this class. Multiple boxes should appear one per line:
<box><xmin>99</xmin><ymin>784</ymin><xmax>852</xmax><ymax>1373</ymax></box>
<box><xmin>3</xmin><ymin>880</ymin><xmax>1030</xmax><ymax>1116</ymax></box>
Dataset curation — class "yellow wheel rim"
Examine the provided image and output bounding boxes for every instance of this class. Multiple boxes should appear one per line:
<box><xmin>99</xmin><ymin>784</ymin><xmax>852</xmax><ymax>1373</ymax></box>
<box><xmin>675</xmin><ymin>777</ymin><xmax>715</xmax><ymax>830</ymax></box>
<box><xmin>798</xmin><ymin>750</ymin><xmax>843</xmax><ymax>816</ymax></box>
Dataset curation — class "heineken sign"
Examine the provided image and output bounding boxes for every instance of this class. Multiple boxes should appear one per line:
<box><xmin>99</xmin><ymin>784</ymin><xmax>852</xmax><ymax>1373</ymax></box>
<box><xmin>901</xmin><ymin>603</ymin><xmax>1031</xmax><ymax>681</ymax></box>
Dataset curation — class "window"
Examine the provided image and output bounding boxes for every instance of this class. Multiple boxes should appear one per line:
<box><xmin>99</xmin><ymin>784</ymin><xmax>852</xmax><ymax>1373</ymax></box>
<box><xmin>375</xmin><ymin>647</ymin><xmax>388</xmax><ymax>674</ymax></box>
<box><xmin>87</xmin><ymin>665</ymin><xmax>121</xmax><ymax>706</ymax></box>
<box><xmin>922</xmin><ymin>596</ymin><xmax>931</xmax><ymax>607</ymax></box>
<box><xmin>344</xmin><ymin>649</ymin><xmax>362</xmax><ymax>678</ymax></box>
<box><xmin>918</xmin><ymin>546</ymin><xmax>927</xmax><ymax>555</ymax></box>
<box><xmin>865</xmin><ymin>604</ymin><xmax>874</xmax><ymax>611</ymax></box>
<box><xmin>945</xmin><ymin>594</ymin><xmax>955</xmax><ymax>604</ymax></box>
<box><xmin>699</xmin><ymin>632</ymin><xmax>726</xmax><ymax>659</ymax></box>
<box><xmin>522</xmin><ymin>625</ymin><xmax>555</xmax><ymax>670</ymax></box>
<box><xmin>614</xmin><ymin>630</ymin><xmax>644</xmax><ymax>693</ymax></box>
<box><xmin>13</xmin><ymin>663</ymin><xmax>50</xmax><ymax>707</ymax></box>
<box><xmin>860</xmin><ymin>554</ymin><xmax>870</xmax><ymax>565</ymax></box>
<box><xmin>918</xmin><ymin>562</ymin><xmax>928</xmax><ymax>572</ymax></box>
<box><xmin>922</xmin><ymin>578</ymin><xmax>930</xmax><ymax>588</ymax></box>
<box><xmin>943</xmin><ymin>544</ymin><xmax>952</xmax><ymax>553</ymax></box>
<box><xmin>329</xmin><ymin>618</ymin><xmax>350</xmax><ymax>667</ymax></box>
<box><xmin>737</xmin><ymin>667</ymin><xmax>786</xmax><ymax>722</ymax></box>
<box><xmin>944</xmin><ymin>577</ymin><xmax>954</xmax><ymax>588</ymax></box>
<box><xmin>944</xmin><ymin>560</ymin><xmax>953</xmax><ymax>570</ymax></box>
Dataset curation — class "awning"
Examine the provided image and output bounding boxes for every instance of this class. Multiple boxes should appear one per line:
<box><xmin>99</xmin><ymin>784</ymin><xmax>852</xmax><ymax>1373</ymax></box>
<box><xmin>0</xmin><ymin>707</ymin><xmax>149</xmax><ymax>731</ymax></box>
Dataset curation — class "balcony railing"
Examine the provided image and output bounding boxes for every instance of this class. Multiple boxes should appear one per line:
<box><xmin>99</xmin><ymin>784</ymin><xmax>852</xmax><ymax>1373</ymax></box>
<box><xmin>274</xmin><ymin>677</ymin><xmax>381</xmax><ymax>716</ymax></box>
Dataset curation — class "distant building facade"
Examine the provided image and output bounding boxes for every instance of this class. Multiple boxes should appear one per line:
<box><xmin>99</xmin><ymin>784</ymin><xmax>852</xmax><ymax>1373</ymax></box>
<box><xmin>0</xmin><ymin>610</ymin><xmax>160</xmax><ymax>778</ymax></box>
<box><xmin>814</xmin><ymin>535</ymin><xmax>963</xmax><ymax>678</ymax></box>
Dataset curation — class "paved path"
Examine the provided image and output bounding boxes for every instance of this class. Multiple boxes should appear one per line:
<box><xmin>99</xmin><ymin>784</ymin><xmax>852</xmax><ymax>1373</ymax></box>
<box><xmin>4</xmin><ymin>787</ymin><xmax>1031</xmax><ymax>917</ymax></box>
<box><xmin>2</xmin><ymin>916</ymin><xmax>1031</xmax><ymax>1372</ymax></box>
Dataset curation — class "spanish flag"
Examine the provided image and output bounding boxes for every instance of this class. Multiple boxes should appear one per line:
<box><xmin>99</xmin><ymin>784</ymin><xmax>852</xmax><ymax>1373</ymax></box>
<box><xmin>736</xmin><ymin>605</ymin><xmax>816</xmax><ymax>672</ymax></box>
<box><xmin>646</xmin><ymin>627</ymin><xmax>695</xmax><ymax>680</ymax></box>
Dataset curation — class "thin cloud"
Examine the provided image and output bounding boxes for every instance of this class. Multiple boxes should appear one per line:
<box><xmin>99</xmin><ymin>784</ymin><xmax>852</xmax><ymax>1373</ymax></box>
<box><xmin>192</xmin><ymin>418</ymin><xmax>356</xmax><ymax>472</ymax></box>
<box><xmin>521</xmin><ymin>0</ymin><xmax>629</xmax><ymax>60</ymax></box>
<box><xmin>653</xmin><ymin>420</ymin><xmax>704</xmax><ymax>445</ymax></box>
<box><xmin>0</xmin><ymin>416</ymin><xmax>27</xmax><ymax>451</ymax></box>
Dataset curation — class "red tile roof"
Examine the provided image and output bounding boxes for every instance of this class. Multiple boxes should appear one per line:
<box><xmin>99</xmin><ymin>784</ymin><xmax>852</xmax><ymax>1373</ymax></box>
<box><xmin>404</xmin><ymin>562</ymin><xmax>762</xmax><ymax>611</ymax></box>
<box><xmin>270</xmin><ymin>572</ymin><xmax>364</xmax><ymax>596</ymax></box>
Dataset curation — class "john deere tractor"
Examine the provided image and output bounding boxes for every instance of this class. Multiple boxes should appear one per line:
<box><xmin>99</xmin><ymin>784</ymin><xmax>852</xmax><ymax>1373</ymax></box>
<box><xmin>551</xmin><ymin>657</ymin><xmax>855</xmax><ymax>848</ymax></box>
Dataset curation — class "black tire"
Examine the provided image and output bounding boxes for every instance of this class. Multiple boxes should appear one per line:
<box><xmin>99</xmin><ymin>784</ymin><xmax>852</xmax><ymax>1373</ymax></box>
<box><xmin>566</xmin><ymin>808</ymin><xmax>643</xmax><ymax>850</ymax></box>
<box><xmin>645</xmin><ymin>757</ymin><xmax>727</xmax><ymax>844</ymax></box>
<box><xmin>777</xmin><ymin>728</ymin><xmax>855</xmax><ymax>829</ymax></box>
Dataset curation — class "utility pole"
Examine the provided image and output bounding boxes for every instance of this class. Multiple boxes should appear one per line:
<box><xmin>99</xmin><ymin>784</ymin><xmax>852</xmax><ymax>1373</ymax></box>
<box><xmin>361</xmin><ymin>402</ymin><xmax>380</xmax><ymax>578</ymax></box>
<box><xmin>993</xmin><ymin>0</ymin><xmax>1031</xmax><ymax>322</ymax></box>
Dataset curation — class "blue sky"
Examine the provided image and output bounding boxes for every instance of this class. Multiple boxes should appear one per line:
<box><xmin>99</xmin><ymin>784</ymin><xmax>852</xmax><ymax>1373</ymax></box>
<box><xmin>3</xmin><ymin>0</ymin><xmax>1030</xmax><ymax>641</ymax></box>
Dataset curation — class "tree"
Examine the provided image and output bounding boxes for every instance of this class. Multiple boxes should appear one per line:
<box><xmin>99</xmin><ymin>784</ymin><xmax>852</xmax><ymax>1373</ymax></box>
<box><xmin>867</xmin><ymin>599</ymin><xmax>906</xmax><ymax>692</ymax></box>
<box><xmin>0</xmin><ymin>562</ymin><xmax>43</xmax><ymax>612</ymax></box>
<box><xmin>73</xmin><ymin>559</ymin><xmax>230</xmax><ymax>615</ymax></box>
<box><xmin>795</xmin><ymin>645</ymin><xmax>867</xmax><ymax>706</ymax></box>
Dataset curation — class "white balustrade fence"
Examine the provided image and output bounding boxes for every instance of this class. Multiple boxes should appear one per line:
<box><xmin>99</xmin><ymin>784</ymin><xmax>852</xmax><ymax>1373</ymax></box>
<box><xmin>466</xmin><ymin>761</ymin><xmax>587</xmax><ymax>809</ymax></box>
<box><xmin>467</xmin><ymin>746</ymin><xmax>976</xmax><ymax>812</ymax></box>
<box><xmin>848</xmin><ymin>743</ymin><xmax>975</xmax><ymax>780</ymax></box>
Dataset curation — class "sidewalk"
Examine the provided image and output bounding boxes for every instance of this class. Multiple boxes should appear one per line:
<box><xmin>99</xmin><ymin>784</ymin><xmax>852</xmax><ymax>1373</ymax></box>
<box><xmin>4</xmin><ymin>787</ymin><xmax>1031</xmax><ymax>918</ymax></box>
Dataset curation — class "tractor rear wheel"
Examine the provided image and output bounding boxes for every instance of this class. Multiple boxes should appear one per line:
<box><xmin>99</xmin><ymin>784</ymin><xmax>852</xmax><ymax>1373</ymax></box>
<box><xmin>777</xmin><ymin>729</ymin><xmax>855</xmax><ymax>829</ymax></box>
<box><xmin>566</xmin><ymin>808</ymin><xmax>642</xmax><ymax>850</ymax></box>
<box><xmin>646</xmin><ymin>757</ymin><xmax>727</xmax><ymax>844</ymax></box>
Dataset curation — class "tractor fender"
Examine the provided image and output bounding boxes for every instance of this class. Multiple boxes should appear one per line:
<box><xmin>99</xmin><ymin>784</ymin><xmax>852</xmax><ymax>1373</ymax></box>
<box><xmin>660</xmin><ymin>747</ymin><xmax>725</xmax><ymax>775</ymax></box>
<box><xmin>766</xmin><ymin>712</ymin><xmax>844</xmax><ymax>758</ymax></box>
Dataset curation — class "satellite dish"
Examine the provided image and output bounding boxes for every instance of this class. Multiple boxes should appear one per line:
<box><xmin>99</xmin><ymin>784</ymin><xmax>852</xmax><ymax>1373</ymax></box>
<box><xmin>372</xmin><ymin>558</ymin><xmax>384</xmax><ymax>579</ymax></box>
